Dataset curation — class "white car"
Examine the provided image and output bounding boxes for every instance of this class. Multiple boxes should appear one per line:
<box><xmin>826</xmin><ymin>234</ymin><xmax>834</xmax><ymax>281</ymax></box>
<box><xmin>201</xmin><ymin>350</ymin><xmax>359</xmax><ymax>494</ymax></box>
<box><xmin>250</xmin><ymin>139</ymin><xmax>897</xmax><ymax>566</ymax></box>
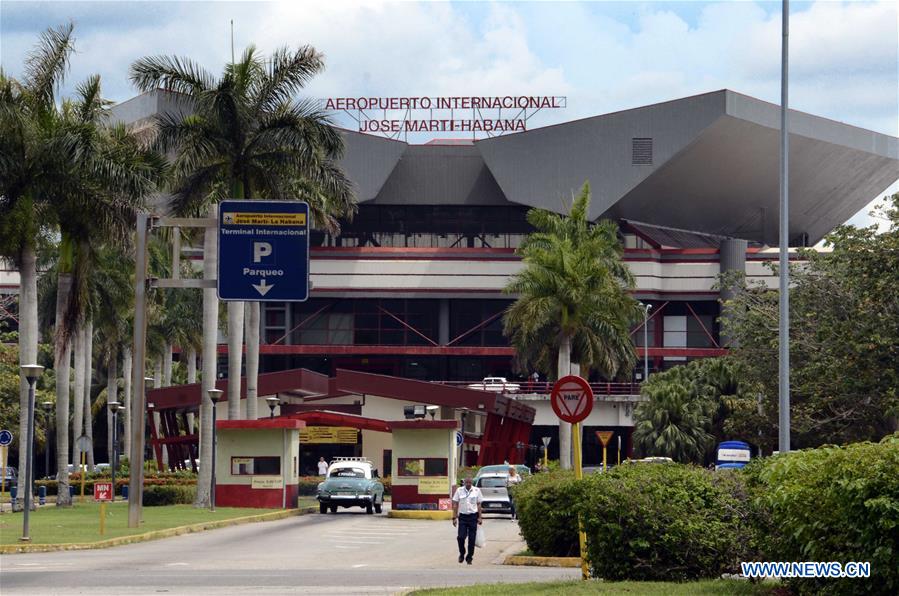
<box><xmin>466</xmin><ymin>377</ymin><xmax>521</xmax><ymax>393</ymax></box>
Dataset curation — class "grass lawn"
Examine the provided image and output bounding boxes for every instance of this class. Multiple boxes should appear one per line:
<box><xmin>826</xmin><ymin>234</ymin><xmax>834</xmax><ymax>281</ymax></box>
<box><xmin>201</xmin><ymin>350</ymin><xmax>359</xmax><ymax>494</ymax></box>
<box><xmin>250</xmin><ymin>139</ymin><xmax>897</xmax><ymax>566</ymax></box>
<box><xmin>409</xmin><ymin>579</ymin><xmax>777</xmax><ymax>595</ymax></box>
<box><xmin>0</xmin><ymin>498</ymin><xmax>316</xmax><ymax>546</ymax></box>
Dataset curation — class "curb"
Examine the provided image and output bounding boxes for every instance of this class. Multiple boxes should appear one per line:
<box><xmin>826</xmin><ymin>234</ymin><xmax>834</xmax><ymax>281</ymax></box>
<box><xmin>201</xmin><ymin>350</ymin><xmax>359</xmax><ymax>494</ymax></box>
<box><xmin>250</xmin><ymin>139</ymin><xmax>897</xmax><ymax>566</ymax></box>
<box><xmin>387</xmin><ymin>510</ymin><xmax>452</xmax><ymax>520</ymax></box>
<box><xmin>0</xmin><ymin>506</ymin><xmax>316</xmax><ymax>554</ymax></box>
<box><xmin>503</xmin><ymin>555</ymin><xmax>582</xmax><ymax>567</ymax></box>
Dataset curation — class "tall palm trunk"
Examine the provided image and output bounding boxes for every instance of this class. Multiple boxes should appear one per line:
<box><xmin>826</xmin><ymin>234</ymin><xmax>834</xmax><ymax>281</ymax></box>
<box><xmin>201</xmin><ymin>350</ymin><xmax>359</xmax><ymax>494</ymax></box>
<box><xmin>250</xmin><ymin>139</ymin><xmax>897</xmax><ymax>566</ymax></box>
<box><xmin>245</xmin><ymin>303</ymin><xmax>260</xmax><ymax>419</ymax></box>
<box><xmin>106</xmin><ymin>354</ymin><xmax>118</xmax><ymax>464</ymax></box>
<box><xmin>186</xmin><ymin>348</ymin><xmax>197</xmax><ymax>433</ymax></box>
<box><xmin>153</xmin><ymin>357</ymin><xmax>167</xmax><ymax>469</ymax></box>
<box><xmin>54</xmin><ymin>269</ymin><xmax>74</xmax><ymax>506</ymax></box>
<box><xmin>72</xmin><ymin>323</ymin><xmax>86</xmax><ymax>465</ymax></box>
<box><xmin>226</xmin><ymin>302</ymin><xmax>244</xmax><ymax>420</ymax></box>
<box><xmin>14</xmin><ymin>244</ymin><xmax>39</xmax><ymax>512</ymax></box>
<box><xmin>557</xmin><ymin>334</ymin><xmax>572</xmax><ymax>469</ymax></box>
<box><xmin>122</xmin><ymin>348</ymin><xmax>132</xmax><ymax>460</ymax></box>
<box><xmin>163</xmin><ymin>345</ymin><xmax>173</xmax><ymax>386</ymax></box>
<box><xmin>195</xmin><ymin>204</ymin><xmax>219</xmax><ymax>507</ymax></box>
<box><xmin>83</xmin><ymin>319</ymin><xmax>95</xmax><ymax>469</ymax></box>
<box><xmin>226</xmin><ymin>179</ymin><xmax>246</xmax><ymax>422</ymax></box>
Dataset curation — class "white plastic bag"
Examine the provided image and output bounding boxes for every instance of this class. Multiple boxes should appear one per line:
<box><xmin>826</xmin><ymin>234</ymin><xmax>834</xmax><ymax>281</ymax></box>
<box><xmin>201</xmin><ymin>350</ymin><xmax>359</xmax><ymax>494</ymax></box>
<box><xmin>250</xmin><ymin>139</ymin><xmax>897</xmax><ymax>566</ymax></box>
<box><xmin>475</xmin><ymin>526</ymin><xmax>486</xmax><ymax>548</ymax></box>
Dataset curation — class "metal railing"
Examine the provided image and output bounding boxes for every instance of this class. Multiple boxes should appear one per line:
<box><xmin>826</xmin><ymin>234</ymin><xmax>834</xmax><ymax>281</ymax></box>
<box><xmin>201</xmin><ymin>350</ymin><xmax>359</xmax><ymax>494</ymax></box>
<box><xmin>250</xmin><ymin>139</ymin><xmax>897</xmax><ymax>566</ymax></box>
<box><xmin>433</xmin><ymin>380</ymin><xmax>642</xmax><ymax>396</ymax></box>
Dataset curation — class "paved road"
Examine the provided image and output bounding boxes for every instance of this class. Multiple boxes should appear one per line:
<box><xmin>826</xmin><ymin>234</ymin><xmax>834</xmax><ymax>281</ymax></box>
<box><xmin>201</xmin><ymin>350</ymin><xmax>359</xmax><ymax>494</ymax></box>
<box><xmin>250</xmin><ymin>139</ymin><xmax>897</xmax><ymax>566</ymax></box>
<box><xmin>1</xmin><ymin>506</ymin><xmax>577</xmax><ymax>594</ymax></box>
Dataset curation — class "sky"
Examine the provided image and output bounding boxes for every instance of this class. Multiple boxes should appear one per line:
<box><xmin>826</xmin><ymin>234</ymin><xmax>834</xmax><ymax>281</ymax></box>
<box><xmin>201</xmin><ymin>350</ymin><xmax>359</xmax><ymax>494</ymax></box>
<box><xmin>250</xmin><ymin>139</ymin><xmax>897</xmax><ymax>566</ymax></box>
<box><xmin>1</xmin><ymin>0</ymin><xmax>897</xmax><ymax>230</ymax></box>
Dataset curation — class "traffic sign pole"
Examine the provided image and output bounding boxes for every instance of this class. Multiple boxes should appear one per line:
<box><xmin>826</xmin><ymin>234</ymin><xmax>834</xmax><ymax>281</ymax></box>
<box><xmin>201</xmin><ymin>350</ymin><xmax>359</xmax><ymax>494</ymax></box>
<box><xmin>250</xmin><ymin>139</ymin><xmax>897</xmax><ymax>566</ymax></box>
<box><xmin>573</xmin><ymin>421</ymin><xmax>588</xmax><ymax>580</ymax></box>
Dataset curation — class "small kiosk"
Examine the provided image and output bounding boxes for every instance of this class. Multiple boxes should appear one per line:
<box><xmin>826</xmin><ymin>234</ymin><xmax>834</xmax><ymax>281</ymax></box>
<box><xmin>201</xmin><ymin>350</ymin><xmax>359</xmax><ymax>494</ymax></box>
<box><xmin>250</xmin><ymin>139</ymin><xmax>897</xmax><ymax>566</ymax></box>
<box><xmin>215</xmin><ymin>419</ymin><xmax>305</xmax><ymax>508</ymax></box>
<box><xmin>389</xmin><ymin>419</ymin><xmax>459</xmax><ymax>510</ymax></box>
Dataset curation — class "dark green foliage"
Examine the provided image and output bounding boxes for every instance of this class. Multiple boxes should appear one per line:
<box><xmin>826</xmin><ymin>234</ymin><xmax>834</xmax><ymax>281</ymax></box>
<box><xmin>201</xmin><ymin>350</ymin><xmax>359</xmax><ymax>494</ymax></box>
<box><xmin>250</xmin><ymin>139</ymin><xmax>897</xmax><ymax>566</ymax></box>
<box><xmin>633</xmin><ymin>357</ymin><xmax>751</xmax><ymax>464</ymax></box>
<box><xmin>512</xmin><ymin>470</ymin><xmax>581</xmax><ymax>557</ymax></box>
<box><xmin>720</xmin><ymin>194</ymin><xmax>899</xmax><ymax>450</ymax></box>
<box><xmin>579</xmin><ymin>464</ymin><xmax>752</xmax><ymax>581</ymax></box>
<box><xmin>744</xmin><ymin>434</ymin><xmax>899</xmax><ymax>596</ymax></box>
<box><xmin>142</xmin><ymin>484</ymin><xmax>197</xmax><ymax>506</ymax></box>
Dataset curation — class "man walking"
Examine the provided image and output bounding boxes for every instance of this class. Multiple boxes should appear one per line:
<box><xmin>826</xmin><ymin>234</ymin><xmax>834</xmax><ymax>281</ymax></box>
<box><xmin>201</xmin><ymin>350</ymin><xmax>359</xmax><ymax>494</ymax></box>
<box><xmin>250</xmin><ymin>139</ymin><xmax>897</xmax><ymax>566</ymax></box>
<box><xmin>317</xmin><ymin>457</ymin><xmax>329</xmax><ymax>476</ymax></box>
<box><xmin>451</xmin><ymin>476</ymin><xmax>482</xmax><ymax>564</ymax></box>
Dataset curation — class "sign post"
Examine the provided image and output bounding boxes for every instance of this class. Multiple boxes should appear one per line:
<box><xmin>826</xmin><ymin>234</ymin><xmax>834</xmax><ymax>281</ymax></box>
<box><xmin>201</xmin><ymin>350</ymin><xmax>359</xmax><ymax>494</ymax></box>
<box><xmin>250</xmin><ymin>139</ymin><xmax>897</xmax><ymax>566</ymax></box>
<box><xmin>75</xmin><ymin>435</ymin><xmax>91</xmax><ymax>502</ymax></box>
<box><xmin>550</xmin><ymin>375</ymin><xmax>594</xmax><ymax>581</ymax></box>
<box><xmin>218</xmin><ymin>200</ymin><xmax>310</xmax><ymax>302</ymax></box>
<box><xmin>541</xmin><ymin>436</ymin><xmax>551</xmax><ymax>470</ymax></box>
<box><xmin>94</xmin><ymin>482</ymin><xmax>112</xmax><ymax>535</ymax></box>
<box><xmin>595</xmin><ymin>431</ymin><xmax>614</xmax><ymax>472</ymax></box>
<box><xmin>0</xmin><ymin>429</ymin><xmax>11</xmax><ymax>498</ymax></box>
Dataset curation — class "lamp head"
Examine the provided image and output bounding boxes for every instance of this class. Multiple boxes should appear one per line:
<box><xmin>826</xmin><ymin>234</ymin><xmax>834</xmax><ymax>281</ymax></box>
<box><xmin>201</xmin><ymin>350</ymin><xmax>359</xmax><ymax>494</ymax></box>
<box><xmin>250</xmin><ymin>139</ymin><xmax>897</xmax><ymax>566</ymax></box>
<box><xmin>266</xmin><ymin>396</ymin><xmax>280</xmax><ymax>408</ymax></box>
<box><xmin>20</xmin><ymin>364</ymin><xmax>44</xmax><ymax>381</ymax></box>
<box><xmin>107</xmin><ymin>401</ymin><xmax>121</xmax><ymax>413</ymax></box>
<box><xmin>207</xmin><ymin>389</ymin><xmax>223</xmax><ymax>404</ymax></box>
<box><xmin>41</xmin><ymin>401</ymin><xmax>53</xmax><ymax>411</ymax></box>
<box><xmin>425</xmin><ymin>405</ymin><xmax>439</xmax><ymax>420</ymax></box>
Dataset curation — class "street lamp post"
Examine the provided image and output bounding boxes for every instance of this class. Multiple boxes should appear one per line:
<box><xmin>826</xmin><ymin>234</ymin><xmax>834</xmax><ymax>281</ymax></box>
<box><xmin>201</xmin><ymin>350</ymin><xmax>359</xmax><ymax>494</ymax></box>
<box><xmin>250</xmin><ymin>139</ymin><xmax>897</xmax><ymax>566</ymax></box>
<box><xmin>265</xmin><ymin>396</ymin><xmax>280</xmax><ymax>419</ymax></box>
<box><xmin>41</xmin><ymin>401</ymin><xmax>53</xmax><ymax>480</ymax></box>
<box><xmin>208</xmin><ymin>389</ymin><xmax>223</xmax><ymax>512</ymax></box>
<box><xmin>19</xmin><ymin>364</ymin><xmax>44</xmax><ymax>542</ymax></box>
<box><xmin>639</xmin><ymin>303</ymin><xmax>652</xmax><ymax>383</ymax></box>
<box><xmin>108</xmin><ymin>401</ymin><xmax>122</xmax><ymax>501</ymax></box>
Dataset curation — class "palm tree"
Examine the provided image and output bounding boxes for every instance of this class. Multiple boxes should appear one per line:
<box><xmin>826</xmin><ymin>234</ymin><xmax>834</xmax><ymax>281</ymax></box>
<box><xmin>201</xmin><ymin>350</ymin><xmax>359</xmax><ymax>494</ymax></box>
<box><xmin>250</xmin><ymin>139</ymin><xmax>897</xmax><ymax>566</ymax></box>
<box><xmin>130</xmin><ymin>45</ymin><xmax>356</xmax><ymax>504</ymax></box>
<box><xmin>504</xmin><ymin>183</ymin><xmax>640</xmax><ymax>468</ymax></box>
<box><xmin>3</xmin><ymin>24</ymin><xmax>165</xmax><ymax>506</ymax></box>
<box><xmin>1</xmin><ymin>23</ymin><xmax>76</xmax><ymax>509</ymax></box>
<box><xmin>632</xmin><ymin>365</ymin><xmax>716</xmax><ymax>463</ymax></box>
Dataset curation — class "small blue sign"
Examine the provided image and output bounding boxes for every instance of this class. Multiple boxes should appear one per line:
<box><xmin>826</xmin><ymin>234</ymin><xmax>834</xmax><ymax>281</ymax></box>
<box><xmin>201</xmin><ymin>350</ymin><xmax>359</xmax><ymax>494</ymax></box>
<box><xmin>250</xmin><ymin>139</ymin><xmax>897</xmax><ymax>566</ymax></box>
<box><xmin>0</xmin><ymin>429</ymin><xmax>12</xmax><ymax>446</ymax></box>
<box><xmin>218</xmin><ymin>200</ymin><xmax>310</xmax><ymax>302</ymax></box>
<box><xmin>455</xmin><ymin>431</ymin><xmax>464</xmax><ymax>447</ymax></box>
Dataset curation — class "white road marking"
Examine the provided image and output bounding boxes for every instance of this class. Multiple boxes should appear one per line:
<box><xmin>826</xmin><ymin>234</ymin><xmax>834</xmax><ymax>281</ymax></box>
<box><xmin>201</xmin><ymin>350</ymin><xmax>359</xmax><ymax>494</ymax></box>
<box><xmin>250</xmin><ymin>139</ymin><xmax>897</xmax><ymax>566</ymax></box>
<box><xmin>351</xmin><ymin>564</ymin><xmax>368</xmax><ymax>568</ymax></box>
<box><xmin>165</xmin><ymin>562</ymin><xmax>189</xmax><ymax>567</ymax></box>
<box><xmin>333</xmin><ymin>545</ymin><xmax>361</xmax><ymax>549</ymax></box>
<box><xmin>325</xmin><ymin>539</ymin><xmax>381</xmax><ymax>544</ymax></box>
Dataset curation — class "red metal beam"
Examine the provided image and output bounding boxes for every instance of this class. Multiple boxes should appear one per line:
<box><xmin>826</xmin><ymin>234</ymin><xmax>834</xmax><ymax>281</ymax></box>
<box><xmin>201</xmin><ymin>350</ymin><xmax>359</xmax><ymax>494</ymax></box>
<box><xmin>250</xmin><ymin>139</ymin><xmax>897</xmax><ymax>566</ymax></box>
<box><xmin>685</xmin><ymin>301</ymin><xmax>721</xmax><ymax>348</ymax></box>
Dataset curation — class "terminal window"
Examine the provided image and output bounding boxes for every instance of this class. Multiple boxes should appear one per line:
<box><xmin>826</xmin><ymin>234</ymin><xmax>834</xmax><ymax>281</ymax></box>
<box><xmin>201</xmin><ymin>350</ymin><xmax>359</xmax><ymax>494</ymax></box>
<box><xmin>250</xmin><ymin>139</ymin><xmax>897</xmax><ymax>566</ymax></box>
<box><xmin>397</xmin><ymin>457</ymin><xmax>448</xmax><ymax>477</ymax></box>
<box><xmin>231</xmin><ymin>456</ymin><xmax>281</xmax><ymax>476</ymax></box>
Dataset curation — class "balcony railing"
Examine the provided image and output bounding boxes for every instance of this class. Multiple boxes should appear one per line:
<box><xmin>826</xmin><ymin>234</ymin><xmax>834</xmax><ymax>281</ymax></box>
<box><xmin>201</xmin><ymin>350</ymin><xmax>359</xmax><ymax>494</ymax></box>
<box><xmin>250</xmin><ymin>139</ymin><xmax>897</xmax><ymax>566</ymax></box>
<box><xmin>433</xmin><ymin>380</ymin><xmax>642</xmax><ymax>396</ymax></box>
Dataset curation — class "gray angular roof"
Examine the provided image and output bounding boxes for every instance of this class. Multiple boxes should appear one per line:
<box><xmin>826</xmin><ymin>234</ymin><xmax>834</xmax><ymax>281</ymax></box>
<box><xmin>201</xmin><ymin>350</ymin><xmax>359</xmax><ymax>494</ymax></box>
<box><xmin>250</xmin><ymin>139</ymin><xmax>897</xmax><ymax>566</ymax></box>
<box><xmin>341</xmin><ymin>90</ymin><xmax>897</xmax><ymax>245</ymax></box>
<box><xmin>114</xmin><ymin>89</ymin><xmax>899</xmax><ymax>245</ymax></box>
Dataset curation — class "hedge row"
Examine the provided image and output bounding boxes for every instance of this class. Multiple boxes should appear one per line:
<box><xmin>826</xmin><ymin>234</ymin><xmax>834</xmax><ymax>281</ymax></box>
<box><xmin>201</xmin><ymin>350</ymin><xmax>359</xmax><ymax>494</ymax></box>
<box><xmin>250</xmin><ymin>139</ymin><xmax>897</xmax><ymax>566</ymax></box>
<box><xmin>34</xmin><ymin>476</ymin><xmax>197</xmax><ymax>496</ymax></box>
<box><xmin>514</xmin><ymin>433</ymin><xmax>898</xmax><ymax>594</ymax></box>
<box><xmin>744</xmin><ymin>434</ymin><xmax>899</xmax><ymax>596</ymax></box>
<box><xmin>143</xmin><ymin>485</ymin><xmax>196</xmax><ymax>506</ymax></box>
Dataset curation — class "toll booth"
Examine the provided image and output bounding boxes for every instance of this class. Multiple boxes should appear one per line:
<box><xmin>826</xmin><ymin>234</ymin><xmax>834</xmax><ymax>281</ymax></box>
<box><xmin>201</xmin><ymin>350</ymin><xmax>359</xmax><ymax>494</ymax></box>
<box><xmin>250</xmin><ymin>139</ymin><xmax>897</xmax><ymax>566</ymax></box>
<box><xmin>389</xmin><ymin>420</ymin><xmax>459</xmax><ymax>510</ymax></box>
<box><xmin>215</xmin><ymin>419</ymin><xmax>305</xmax><ymax>508</ymax></box>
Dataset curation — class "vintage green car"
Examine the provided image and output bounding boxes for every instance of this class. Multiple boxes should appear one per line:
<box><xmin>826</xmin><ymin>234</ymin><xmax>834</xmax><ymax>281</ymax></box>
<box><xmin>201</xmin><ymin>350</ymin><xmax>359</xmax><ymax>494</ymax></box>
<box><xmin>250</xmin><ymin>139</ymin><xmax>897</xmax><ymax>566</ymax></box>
<box><xmin>317</xmin><ymin>457</ymin><xmax>385</xmax><ymax>515</ymax></box>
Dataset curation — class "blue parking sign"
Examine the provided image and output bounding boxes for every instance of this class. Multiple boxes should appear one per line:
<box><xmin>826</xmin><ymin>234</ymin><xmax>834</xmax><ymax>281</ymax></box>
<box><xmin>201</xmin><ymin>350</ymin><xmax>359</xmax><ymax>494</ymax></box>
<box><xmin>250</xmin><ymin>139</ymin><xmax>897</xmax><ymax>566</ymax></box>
<box><xmin>217</xmin><ymin>200</ymin><xmax>310</xmax><ymax>302</ymax></box>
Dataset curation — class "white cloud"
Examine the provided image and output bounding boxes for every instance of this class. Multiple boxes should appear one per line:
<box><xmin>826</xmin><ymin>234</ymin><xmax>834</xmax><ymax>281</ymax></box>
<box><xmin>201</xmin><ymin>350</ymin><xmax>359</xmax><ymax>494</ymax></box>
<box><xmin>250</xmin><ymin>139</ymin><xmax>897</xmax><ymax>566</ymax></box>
<box><xmin>1</xmin><ymin>0</ymin><xmax>895</xmax><ymax>228</ymax></box>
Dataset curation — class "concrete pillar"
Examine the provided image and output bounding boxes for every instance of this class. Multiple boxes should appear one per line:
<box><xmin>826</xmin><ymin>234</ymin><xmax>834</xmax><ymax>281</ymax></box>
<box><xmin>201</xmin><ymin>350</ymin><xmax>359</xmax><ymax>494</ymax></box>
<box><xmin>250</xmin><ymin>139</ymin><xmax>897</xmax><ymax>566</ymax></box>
<box><xmin>719</xmin><ymin>238</ymin><xmax>748</xmax><ymax>346</ymax></box>
<box><xmin>438</xmin><ymin>299</ymin><xmax>450</xmax><ymax>345</ymax></box>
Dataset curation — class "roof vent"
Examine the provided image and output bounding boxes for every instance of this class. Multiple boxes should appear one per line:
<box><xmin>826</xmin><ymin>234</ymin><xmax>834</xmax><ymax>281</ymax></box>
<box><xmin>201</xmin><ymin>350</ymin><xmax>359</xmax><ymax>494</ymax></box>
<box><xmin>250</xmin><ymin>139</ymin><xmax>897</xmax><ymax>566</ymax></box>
<box><xmin>632</xmin><ymin>138</ymin><xmax>653</xmax><ymax>165</ymax></box>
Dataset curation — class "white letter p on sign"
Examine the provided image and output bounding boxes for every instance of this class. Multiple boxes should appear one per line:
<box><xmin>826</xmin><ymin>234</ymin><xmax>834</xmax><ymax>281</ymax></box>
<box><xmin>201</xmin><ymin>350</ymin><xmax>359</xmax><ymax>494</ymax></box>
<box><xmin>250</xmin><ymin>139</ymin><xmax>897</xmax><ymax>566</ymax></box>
<box><xmin>253</xmin><ymin>242</ymin><xmax>272</xmax><ymax>263</ymax></box>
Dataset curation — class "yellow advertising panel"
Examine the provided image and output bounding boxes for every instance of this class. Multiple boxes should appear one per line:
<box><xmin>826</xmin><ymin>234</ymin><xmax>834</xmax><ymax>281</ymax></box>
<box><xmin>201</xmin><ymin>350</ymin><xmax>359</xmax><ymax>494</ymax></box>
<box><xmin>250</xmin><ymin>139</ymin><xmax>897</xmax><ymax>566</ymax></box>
<box><xmin>251</xmin><ymin>476</ymin><xmax>284</xmax><ymax>489</ymax></box>
<box><xmin>299</xmin><ymin>426</ymin><xmax>358</xmax><ymax>444</ymax></box>
<box><xmin>418</xmin><ymin>477</ymin><xmax>449</xmax><ymax>495</ymax></box>
<box><xmin>222</xmin><ymin>212</ymin><xmax>306</xmax><ymax>226</ymax></box>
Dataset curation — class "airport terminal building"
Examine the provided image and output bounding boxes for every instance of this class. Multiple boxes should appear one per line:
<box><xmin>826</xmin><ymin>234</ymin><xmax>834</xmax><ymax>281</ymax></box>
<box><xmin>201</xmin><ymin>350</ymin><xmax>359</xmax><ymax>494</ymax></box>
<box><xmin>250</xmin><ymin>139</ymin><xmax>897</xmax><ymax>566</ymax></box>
<box><xmin>4</xmin><ymin>89</ymin><xmax>897</xmax><ymax>469</ymax></box>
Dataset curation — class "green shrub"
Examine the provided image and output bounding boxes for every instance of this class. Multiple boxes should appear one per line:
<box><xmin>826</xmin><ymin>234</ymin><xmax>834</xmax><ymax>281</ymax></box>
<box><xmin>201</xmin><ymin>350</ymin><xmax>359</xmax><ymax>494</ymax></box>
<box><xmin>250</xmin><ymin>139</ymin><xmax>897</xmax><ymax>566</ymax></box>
<box><xmin>580</xmin><ymin>463</ymin><xmax>753</xmax><ymax>581</ymax></box>
<box><xmin>143</xmin><ymin>484</ymin><xmax>196</xmax><ymax>506</ymax></box>
<box><xmin>745</xmin><ymin>434</ymin><xmax>899</xmax><ymax>596</ymax></box>
<box><xmin>514</xmin><ymin>469</ymin><xmax>581</xmax><ymax>557</ymax></box>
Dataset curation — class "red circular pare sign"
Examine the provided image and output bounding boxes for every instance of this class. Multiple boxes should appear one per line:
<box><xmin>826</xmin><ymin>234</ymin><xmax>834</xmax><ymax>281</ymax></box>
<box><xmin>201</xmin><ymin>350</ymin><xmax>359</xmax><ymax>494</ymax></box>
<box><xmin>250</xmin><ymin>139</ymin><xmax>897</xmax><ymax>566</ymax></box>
<box><xmin>550</xmin><ymin>375</ymin><xmax>594</xmax><ymax>424</ymax></box>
